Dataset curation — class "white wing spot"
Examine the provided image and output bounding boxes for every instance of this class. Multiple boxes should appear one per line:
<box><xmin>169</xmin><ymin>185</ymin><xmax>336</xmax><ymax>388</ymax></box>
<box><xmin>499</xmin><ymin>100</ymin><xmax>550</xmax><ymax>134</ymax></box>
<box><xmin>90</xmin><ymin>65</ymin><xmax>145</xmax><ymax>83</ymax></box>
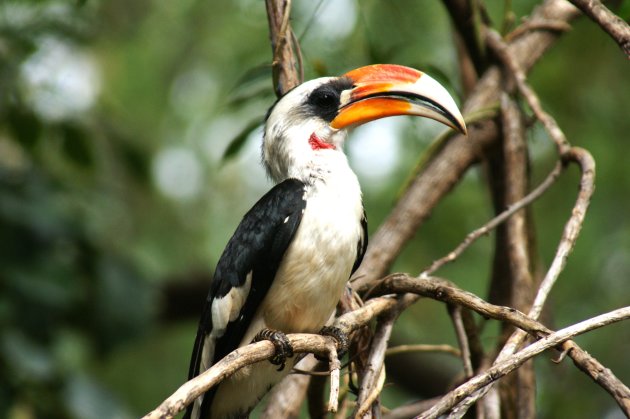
<box><xmin>211</xmin><ymin>298</ymin><xmax>230</xmax><ymax>338</ymax></box>
<box><xmin>283</xmin><ymin>216</ymin><xmax>290</xmax><ymax>224</ymax></box>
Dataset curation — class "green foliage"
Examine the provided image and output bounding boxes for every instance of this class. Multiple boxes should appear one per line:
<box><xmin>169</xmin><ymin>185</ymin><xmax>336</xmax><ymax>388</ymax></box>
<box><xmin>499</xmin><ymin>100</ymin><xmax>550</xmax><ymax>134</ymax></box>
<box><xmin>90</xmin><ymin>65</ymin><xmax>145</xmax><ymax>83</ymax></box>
<box><xmin>1</xmin><ymin>0</ymin><xmax>628</xmax><ymax>417</ymax></box>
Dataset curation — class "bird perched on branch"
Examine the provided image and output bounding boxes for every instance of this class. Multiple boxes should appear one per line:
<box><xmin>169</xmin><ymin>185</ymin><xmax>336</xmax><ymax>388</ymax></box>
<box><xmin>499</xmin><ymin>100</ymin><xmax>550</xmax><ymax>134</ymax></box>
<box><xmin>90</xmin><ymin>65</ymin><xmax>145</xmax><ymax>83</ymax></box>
<box><xmin>185</xmin><ymin>64</ymin><xmax>466</xmax><ymax>419</ymax></box>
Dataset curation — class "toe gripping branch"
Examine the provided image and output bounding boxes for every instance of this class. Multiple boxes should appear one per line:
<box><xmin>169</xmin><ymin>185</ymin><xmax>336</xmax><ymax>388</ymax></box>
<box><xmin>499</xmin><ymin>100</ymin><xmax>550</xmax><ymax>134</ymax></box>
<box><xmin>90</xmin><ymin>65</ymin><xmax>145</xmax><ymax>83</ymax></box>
<box><xmin>319</xmin><ymin>326</ymin><xmax>349</xmax><ymax>359</ymax></box>
<box><xmin>253</xmin><ymin>328</ymin><xmax>294</xmax><ymax>371</ymax></box>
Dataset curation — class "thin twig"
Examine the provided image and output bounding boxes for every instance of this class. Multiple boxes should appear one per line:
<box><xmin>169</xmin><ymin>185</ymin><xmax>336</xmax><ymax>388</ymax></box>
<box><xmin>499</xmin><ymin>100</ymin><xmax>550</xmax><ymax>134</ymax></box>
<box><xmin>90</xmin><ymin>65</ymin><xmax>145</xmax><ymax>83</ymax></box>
<box><xmin>385</xmin><ymin>344</ymin><xmax>461</xmax><ymax>358</ymax></box>
<box><xmin>355</xmin><ymin>366</ymin><xmax>386</xmax><ymax>419</ymax></box>
<box><xmin>449</xmin><ymin>305</ymin><xmax>474</xmax><ymax>378</ymax></box>
<box><xmin>418</xmin><ymin>306</ymin><xmax>630</xmax><ymax>418</ymax></box>
<box><xmin>486</xmin><ymin>28</ymin><xmax>570</xmax><ymax>154</ymax></box>
<box><xmin>375</xmin><ymin>273</ymin><xmax>630</xmax><ymax>417</ymax></box>
<box><xmin>439</xmin><ymin>28</ymin><xmax>598</xmax><ymax>418</ymax></box>
<box><xmin>326</xmin><ymin>340</ymin><xmax>341</xmax><ymax>413</ymax></box>
<box><xmin>354</xmin><ymin>310</ymin><xmax>397</xmax><ymax>417</ymax></box>
<box><xmin>505</xmin><ymin>19</ymin><xmax>571</xmax><ymax>42</ymax></box>
<box><xmin>486</xmin><ymin>27</ymin><xmax>597</xmax><ymax>333</ymax></box>
<box><xmin>420</xmin><ymin>161</ymin><xmax>563</xmax><ymax>277</ymax></box>
<box><xmin>568</xmin><ymin>0</ymin><xmax>630</xmax><ymax>58</ymax></box>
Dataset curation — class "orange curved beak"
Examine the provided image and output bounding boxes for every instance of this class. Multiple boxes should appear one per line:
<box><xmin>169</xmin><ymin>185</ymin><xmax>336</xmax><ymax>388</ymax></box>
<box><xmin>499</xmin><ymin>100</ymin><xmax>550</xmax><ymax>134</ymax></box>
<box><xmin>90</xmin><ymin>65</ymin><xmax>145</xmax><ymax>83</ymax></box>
<box><xmin>330</xmin><ymin>64</ymin><xmax>467</xmax><ymax>135</ymax></box>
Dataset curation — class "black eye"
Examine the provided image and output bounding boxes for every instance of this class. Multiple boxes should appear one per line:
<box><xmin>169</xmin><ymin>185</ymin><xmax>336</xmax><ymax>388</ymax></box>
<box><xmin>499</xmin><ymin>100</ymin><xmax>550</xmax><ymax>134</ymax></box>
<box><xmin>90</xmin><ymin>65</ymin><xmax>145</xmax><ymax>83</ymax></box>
<box><xmin>309</xmin><ymin>87</ymin><xmax>339</xmax><ymax>107</ymax></box>
<box><xmin>307</xmin><ymin>86</ymin><xmax>341</xmax><ymax>122</ymax></box>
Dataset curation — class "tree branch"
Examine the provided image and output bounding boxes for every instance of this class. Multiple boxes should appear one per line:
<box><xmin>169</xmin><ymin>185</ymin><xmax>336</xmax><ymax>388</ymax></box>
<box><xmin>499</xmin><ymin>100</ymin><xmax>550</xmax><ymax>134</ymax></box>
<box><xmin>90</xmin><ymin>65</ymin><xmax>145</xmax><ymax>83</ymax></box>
<box><xmin>354</xmin><ymin>310</ymin><xmax>396</xmax><ymax>417</ymax></box>
<box><xmin>144</xmin><ymin>296</ymin><xmax>398</xmax><ymax>419</ymax></box>
<box><xmin>419</xmin><ymin>161</ymin><xmax>563</xmax><ymax>278</ymax></box>
<box><xmin>568</xmin><ymin>0</ymin><xmax>630</xmax><ymax>58</ymax></box>
<box><xmin>352</xmin><ymin>0</ymin><xmax>580</xmax><ymax>291</ymax></box>
<box><xmin>418</xmin><ymin>306</ymin><xmax>630</xmax><ymax>418</ymax></box>
<box><xmin>265</xmin><ymin>0</ymin><xmax>301</xmax><ymax>96</ymax></box>
<box><xmin>373</xmin><ymin>274</ymin><xmax>630</xmax><ymax>417</ymax></box>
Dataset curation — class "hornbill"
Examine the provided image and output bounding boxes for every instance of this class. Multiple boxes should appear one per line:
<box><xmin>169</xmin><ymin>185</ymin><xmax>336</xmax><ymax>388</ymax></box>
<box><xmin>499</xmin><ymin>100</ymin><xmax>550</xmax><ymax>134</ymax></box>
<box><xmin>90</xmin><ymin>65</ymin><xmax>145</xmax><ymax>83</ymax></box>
<box><xmin>185</xmin><ymin>64</ymin><xmax>466</xmax><ymax>419</ymax></box>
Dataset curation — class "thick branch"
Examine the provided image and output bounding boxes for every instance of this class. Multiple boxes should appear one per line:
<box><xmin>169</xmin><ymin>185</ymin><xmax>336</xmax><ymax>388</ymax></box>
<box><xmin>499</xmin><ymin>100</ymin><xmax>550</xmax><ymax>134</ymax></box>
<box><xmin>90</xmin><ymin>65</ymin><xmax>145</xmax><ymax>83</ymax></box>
<box><xmin>485</xmin><ymin>27</ymin><xmax>597</xmax><ymax>343</ymax></box>
<box><xmin>485</xmin><ymin>93</ymin><xmax>537</xmax><ymax>419</ymax></box>
<box><xmin>265</xmin><ymin>0</ymin><xmax>301</xmax><ymax>96</ymax></box>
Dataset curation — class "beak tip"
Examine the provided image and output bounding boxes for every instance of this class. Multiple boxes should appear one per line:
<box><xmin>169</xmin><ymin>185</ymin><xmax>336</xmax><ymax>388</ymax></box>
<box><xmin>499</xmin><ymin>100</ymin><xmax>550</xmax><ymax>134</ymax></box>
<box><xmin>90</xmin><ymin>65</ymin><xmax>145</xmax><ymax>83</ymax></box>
<box><xmin>458</xmin><ymin>120</ymin><xmax>468</xmax><ymax>136</ymax></box>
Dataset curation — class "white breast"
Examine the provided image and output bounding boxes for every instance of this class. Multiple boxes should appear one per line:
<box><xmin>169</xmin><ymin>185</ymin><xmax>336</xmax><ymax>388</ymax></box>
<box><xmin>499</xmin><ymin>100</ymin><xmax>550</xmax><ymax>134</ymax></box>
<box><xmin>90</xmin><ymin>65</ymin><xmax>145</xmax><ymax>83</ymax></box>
<box><xmin>246</xmin><ymin>153</ymin><xmax>364</xmax><ymax>342</ymax></box>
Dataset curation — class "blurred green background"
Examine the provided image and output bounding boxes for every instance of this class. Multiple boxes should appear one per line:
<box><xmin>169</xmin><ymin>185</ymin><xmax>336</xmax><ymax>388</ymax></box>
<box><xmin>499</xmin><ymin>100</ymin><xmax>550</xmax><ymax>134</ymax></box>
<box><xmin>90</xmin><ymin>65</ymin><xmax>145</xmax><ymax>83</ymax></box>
<box><xmin>1</xmin><ymin>0</ymin><xmax>628</xmax><ymax>418</ymax></box>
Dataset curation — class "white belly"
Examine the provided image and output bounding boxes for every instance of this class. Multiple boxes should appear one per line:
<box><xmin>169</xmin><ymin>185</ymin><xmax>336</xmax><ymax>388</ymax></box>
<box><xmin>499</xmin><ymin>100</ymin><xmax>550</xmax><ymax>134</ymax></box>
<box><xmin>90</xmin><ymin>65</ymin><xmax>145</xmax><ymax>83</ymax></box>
<box><xmin>258</xmin><ymin>174</ymin><xmax>363</xmax><ymax>335</ymax></box>
<box><xmin>211</xmin><ymin>163</ymin><xmax>364</xmax><ymax>419</ymax></box>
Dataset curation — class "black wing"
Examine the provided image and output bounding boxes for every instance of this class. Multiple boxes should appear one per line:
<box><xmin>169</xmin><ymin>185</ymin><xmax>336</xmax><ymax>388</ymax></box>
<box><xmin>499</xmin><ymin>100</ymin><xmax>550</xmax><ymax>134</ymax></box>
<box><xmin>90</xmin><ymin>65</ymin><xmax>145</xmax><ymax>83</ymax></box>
<box><xmin>184</xmin><ymin>178</ymin><xmax>307</xmax><ymax>419</ymax></box>
<box><xmin>351</xmin><ymin>210</ymin><xmax>368</xmax><ymax>275</ymax></box>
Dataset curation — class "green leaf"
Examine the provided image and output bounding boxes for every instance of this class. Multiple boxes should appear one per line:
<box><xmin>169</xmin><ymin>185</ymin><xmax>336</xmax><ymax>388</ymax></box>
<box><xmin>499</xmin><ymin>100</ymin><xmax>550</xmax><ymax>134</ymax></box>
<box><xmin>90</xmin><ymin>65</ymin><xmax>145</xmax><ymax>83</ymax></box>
<box><xmin>221</xmin><ymin>118</ymin><xmax>263</xmax><ymax>162</ymax></box>
<box><xmin>227</xmin><ymin>64</ymin><xmax>274</xmax><ymax>108</ymax></box>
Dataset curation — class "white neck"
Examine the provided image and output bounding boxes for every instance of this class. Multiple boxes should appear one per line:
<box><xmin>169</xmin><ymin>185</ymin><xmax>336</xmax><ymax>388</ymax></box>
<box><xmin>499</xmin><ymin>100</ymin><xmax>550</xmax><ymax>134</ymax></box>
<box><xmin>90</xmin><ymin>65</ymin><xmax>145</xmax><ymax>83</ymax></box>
<box><xmin>263</xmin><ymin>116</ymin><xmax>350</xmax><ymax>186</ymax></box>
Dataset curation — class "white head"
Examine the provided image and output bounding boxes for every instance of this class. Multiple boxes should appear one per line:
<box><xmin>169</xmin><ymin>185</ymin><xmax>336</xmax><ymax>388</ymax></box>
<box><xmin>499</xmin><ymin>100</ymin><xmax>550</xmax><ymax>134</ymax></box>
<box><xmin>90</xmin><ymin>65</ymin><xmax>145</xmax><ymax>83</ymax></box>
<box><xmin>262</xmin><ymin>64</ymin><xmax>467</xmax><ymax>183</ymax></box>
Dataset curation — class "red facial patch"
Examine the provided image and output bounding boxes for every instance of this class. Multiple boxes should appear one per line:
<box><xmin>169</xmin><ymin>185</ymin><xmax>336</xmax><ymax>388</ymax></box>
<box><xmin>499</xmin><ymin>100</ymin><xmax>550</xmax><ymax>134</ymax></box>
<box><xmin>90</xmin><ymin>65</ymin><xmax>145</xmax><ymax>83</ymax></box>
<box><xmin>309</xmin><ymin>133</ymin><xmax>336</xmax><ymax>151</ymax></box>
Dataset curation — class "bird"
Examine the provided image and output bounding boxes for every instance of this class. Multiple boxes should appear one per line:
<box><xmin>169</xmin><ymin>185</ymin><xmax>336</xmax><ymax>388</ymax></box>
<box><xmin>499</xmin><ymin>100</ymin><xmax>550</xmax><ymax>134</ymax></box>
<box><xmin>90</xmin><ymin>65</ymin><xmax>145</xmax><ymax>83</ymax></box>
<box><xmin>184</xmin><ymin>64</ymin><xmax>466</xmax><ymax>419</ymax></box>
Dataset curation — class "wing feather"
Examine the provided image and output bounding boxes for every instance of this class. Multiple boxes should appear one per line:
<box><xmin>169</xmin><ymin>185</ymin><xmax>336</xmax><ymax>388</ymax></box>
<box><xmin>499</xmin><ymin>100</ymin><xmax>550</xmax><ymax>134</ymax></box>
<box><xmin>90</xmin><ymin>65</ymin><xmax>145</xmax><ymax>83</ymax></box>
<box><xmin>184</xmin><ymin>178</ymin><xmax>306</xmax><ymax>419</ymax></box>
<box><xmin>352</xmin><ymin>210</ymin><xmax>368</xmax><ymax>275</ymax></box>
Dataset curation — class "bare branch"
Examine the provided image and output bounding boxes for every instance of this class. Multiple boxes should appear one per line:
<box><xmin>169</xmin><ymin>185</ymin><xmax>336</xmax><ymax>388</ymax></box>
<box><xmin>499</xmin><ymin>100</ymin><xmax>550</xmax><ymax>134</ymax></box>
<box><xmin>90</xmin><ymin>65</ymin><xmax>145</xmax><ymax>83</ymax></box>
<box><xmin>355</xmin><ymin>297</ymin><xmax>414</xmax><ymax>418</ymax></box>
<box><xmin>568</xmin><ymin>0</ymin><xmax>630</xmax><ymax>58</ymax></box>
<box><xmin>144</xmin><ymin>335</ymin><xmax>328</xmax><ymax>419</ymax></box>
<box><xmin>485</xmin><ymin>26</ymin><xmax>597</xmax><ymax>332</ymax></box>
<box><xmin>373</xmin><ymin>275</ymin><xmax>548</xmax><ymax>337</ymax></box>
<box><xmin>382</xmin><ymin>397</ymin><xmax>442</xmax><ymax>419</ymax></box>
<box><xmin>487</xmin><ymin>93</ymin><xmax>537</xmax><ymax>419</ymax></box>
<box><xmin>441</xmin><ymin>0</ymin><xmax>489</xmax><ymax>74</ymax></box>
<box><xmin>144</xmin><ymin>296</ymin><xmax>398</xmax><ymax>419</ymax></box>
<box><xmin>353</xmin><ymin>0</ymin><xmax>581</xmax><ymax>291</ymax></box>
<box><xmin>356</xmin><ymin>366</ymin><xmax>386</xmax><ymax>418</ymax></box>
<box><xmin>325</xmin><ymin>341</ymin><xmax>341</xmax><ymax>413</ymax></box>
<box><xmin>486</xmin><ymin>28</ymin><xmax>571</xmax><ymax>155</ymax></box>
<box><xmin>565</xmin><ymin>340</ymin><xmax>630</xmax><ymax>413</ymax></box>
<box><xmin>448</xmin><ymin>305</ymin><xmax>474</xmax><ymax>378</ymax></box>
<box><xmin>265</xmin><ymin>0</ymin><xmax>301</xmax><ymax>96</ymax></box>
<box><xmin>420</xmin><ymin>161</ymin><xmax>563</xmax><ymax>277</ymax></box>
<box><xmin>386</xmin><ymin>344</ymin><xmax>461</xmax><ymax>358</ymax></box>
<box><xmin>505</xmin><ymin>19</ymin><xmax>572</xmax><ymax>42</ymax></box>
<box><xmin>418</xmin><ymin>306</ymin><xmax>630</xmax><ymax>418</ymax></box>
<box><xmin>437</xmin><ymin>27</ymin><xmax>598</xmax><ymax>418</ymax></box>
<box><xmin>374</xmin><ymin>274</ymin><xmax>630</xmax><ymax>417</ymax></box>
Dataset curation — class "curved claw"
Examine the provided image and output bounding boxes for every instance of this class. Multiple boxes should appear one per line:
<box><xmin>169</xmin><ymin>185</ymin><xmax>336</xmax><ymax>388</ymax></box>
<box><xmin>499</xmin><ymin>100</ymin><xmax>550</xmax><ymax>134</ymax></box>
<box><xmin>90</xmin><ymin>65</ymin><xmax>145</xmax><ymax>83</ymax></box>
<box><xmin>253</xmin><ymin>328</ymin><xmax>294</xmax><ymax>371</ymax></box>
<box><xmin>319</xmin><ymin>326</ymin><xmax>349</xmax><ymax>358</ymax></box>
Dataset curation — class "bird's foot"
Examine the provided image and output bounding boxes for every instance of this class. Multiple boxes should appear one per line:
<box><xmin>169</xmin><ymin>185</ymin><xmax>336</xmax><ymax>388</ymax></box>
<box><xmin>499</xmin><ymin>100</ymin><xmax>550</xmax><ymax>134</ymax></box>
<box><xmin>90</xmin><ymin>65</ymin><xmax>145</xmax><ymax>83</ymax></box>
<box><xmin>253</xmin><ymin>328</ymin><xmax>294</xmax><ymax>371</ymax></box>
<box><xmin>318</xmin><ymin>326</ymin><xmax>349</xmax><ymax>359</ymax></box>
